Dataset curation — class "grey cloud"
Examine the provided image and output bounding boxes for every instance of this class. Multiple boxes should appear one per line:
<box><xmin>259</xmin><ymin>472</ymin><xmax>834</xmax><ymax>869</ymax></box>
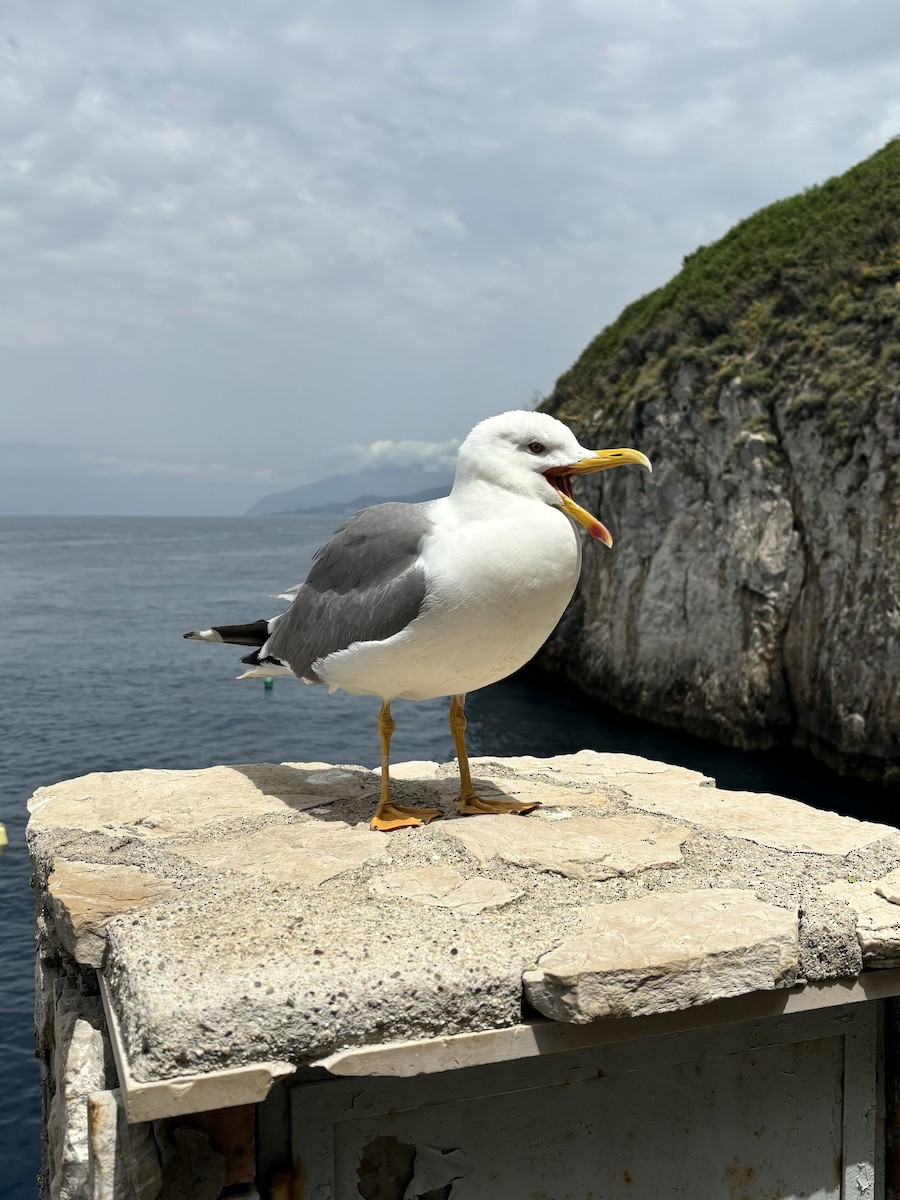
<box><xmin>2</xmin><ymin>0</ymin><xmax>899</xmax><ymax>510</ymax></box>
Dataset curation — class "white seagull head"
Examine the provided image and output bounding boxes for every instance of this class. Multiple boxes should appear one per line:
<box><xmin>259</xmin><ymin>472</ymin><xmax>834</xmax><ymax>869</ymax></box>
<box><xmin>452</xmin><ymin>410</ymin><xmax>651</xmax><ymax>546</ymax></box>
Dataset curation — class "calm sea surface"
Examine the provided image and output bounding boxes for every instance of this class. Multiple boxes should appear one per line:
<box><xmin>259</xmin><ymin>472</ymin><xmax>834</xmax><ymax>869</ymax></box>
<box><xmin>0</xmin><ymin>515</ymin><xmax>893</xmax><ymax>1197</ymax></box>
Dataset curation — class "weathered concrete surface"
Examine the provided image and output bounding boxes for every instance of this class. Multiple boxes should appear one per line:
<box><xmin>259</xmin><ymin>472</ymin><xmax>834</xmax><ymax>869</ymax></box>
<box><xmin>27</xmin><ymin>751</ymin><xmax>900</xmax><ymax>1089</ymax></box>
<box><xmin>523</xmin><ymin>889</ymin><xmax>799</xmax><ymax>1022</ymax></box>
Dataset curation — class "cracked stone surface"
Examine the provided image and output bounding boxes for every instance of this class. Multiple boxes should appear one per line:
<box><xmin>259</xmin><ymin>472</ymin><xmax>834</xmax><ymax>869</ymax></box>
<box><xmin>436</xmin><ymin>812</ymin><xmax>688</xmax><ymax>880</ymax></box>
<box><xmin>26</xmin><ymin>750</ymin><xmax>900</xmax><ymax>1085</ymax></box>
<box><xmin>523</xmin><ymin>889</ymin><xmax>800</xmax><ymax>1023</ymax></box>
<box><xmin>370</xmin><ymin>866</ymin><xmax>522</xmax><ymax>914</ymax></box>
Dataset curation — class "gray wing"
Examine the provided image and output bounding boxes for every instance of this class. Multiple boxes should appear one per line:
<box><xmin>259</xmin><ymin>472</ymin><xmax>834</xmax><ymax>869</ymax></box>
<box><xmin>261</xmin><ymin>502</ymin><xmax>433</xmax><ymax>682</ymax></box>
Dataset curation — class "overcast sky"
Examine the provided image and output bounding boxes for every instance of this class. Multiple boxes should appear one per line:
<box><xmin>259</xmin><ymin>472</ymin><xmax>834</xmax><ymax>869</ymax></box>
<box><xmin>3</xmin><ymin>0</ymin><xmax>899</xmax><ymax>514</ymax></box>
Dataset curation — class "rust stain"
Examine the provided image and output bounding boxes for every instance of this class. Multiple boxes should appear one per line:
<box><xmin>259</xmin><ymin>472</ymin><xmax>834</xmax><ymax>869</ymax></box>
<box><xmin>622</xmin><ymin>1169</ymin><xmax>634</xmax><ymax>1186</ymax></box>
<box><xmin>268</xmin><ymin>1167</ymin><xmax>296</xmax><ymax>1200</ymax></box>
<box><xmin>189</xmin><ymin>1104</ymin><xmax>256</xmax><ymax>1185</ymax></box>
<box><xmin>293</xmin><ymin>1160</ymin><xmax>306</xmax><ymax>1200</ymax></box>
<box><xmin>722</xmin><ymin>1155</ymin><xmax>755</xmax><ymax>1200</ymax></box>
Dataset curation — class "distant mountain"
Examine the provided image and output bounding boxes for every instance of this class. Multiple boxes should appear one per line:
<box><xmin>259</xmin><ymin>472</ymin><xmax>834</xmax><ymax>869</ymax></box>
<box><xmin>245</xmin><ymin>467</ymin><xmax>454</xmax><ymax>517</ymax></box>
<box><xmin>295</xmin><ymin>484</ymin><xmax>451</xmax><ymax>517</ymax></box>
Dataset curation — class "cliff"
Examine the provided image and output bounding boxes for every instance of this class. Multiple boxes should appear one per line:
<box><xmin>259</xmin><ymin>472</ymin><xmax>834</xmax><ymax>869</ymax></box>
<box><xmin>539</xmin><ymin>140</ymin><xmax>900</xmax><ymax>784</ymax></box>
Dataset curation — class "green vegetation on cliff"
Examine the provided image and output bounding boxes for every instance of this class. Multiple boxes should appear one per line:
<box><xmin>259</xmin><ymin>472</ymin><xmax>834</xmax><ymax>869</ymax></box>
<box><xmin>546</xmin><ymin>140</ymin><xmax>900</xmax><ymax>452</ymax></box>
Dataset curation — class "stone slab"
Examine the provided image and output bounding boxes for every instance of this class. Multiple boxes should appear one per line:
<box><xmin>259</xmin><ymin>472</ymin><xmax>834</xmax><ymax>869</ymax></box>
<box><xmin>370</xmin><ymin>866</ymin><xmax>523</xmax><ymax>914</ymax></box>
<box><xmin>621</xmin><ymin>775</ymin><xmax>896</xmax><ymax>854</ymax></box>
<box><xmin>48</xmin><ymin>984</ymin><xmax>112</xmax><ymax>1200</ymax></box>
<box><xmin>86</xmin><ymin>1089</ymin><xmax>163</xmax><ymax>1200</ymax></box>
<box><xmin>436</xmin><ymin>812</ymin><xmax>688</xmax><ymax>880</ymax></box>
<box><xmin>523</xmin><ymin>889</ymin><xmax>800</xmax><ymax>1023</ymax></box>
<box><xmin>27</xmin><ymin>763</ymin><xmax>377</xmax><ymax>839</ymax></box>
<box><xmin>165</xmin><ymin>821</ymin><xmax>389</xmax><ymax>886</ymax></box>
<box><xmin>875</xmin><ymin>866</ymin><xmax>900</xmax><ymax>905</ymax></box>
<box><xmin>824</xmin><ymin>879</ymin><xmax>900</xmax><ymax>967</ymax></box>
<box><xmin>470</xmin><ymin>751</ymin><xmax>713</xmax><ymax>785</ymax></box>
<box><xmin>48</xmin><ymin>860</ymin><xmax>181</xmax><ymax>968</ymax></box>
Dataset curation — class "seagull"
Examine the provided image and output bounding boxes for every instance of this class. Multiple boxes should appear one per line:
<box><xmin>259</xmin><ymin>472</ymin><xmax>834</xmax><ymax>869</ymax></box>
<box><xmin>184</xmin><ymin>411</ymin><xmax>650</xmax><ymax>831</ymax></box>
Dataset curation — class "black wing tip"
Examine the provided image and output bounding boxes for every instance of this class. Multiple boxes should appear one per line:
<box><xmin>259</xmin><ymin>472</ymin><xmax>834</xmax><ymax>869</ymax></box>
<box><xmin>240</xmin><ymin>648</ymin><xmax>288</xmax><ymax>668</ymax></box>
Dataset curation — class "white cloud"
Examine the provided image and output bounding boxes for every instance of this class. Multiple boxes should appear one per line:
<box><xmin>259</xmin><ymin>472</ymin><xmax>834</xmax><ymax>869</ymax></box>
<box><xmin>324</xmin><ymin>438</ymin><xmax>460</xmax><ymax>475</ymax></box>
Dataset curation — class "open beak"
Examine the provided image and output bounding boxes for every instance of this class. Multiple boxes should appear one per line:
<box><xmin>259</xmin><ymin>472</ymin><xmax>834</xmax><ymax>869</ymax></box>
<box><xmin>545</xmin><ymin>448</ymin><xmax>652</xmax><ymax>547</ymax></box>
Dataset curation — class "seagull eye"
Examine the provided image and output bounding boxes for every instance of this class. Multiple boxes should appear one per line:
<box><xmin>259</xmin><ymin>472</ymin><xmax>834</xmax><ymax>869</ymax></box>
<box><xmin>527</xmin><ymin>441</ymin><xmax>546</xmax><ymax>455</ymax></box>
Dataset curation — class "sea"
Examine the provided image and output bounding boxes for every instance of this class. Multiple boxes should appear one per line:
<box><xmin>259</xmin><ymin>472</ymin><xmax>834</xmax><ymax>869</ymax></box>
<box><xmin>0</xmin><ymin>515</ymin><xmax>893</xmax><ymax>1198</ymax></box>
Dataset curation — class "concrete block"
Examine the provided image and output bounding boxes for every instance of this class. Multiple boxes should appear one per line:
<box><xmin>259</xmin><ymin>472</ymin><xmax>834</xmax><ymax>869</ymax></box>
<box><xmin>523</xmin><ymin>888</ymin><xmax>799</xmax><ymax>1023</ymax></box>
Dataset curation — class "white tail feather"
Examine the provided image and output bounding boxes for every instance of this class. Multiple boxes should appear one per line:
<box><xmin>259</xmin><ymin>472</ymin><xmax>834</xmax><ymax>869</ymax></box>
<box><xmin>236</xmin><ymin>665</ymin><xmax>294</xmax><ymax>679</ymax></box>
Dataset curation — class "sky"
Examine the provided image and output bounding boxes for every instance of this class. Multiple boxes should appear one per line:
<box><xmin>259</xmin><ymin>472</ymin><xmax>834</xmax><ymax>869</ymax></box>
<box><xmin>3</xmin><ymin>0</ymin><xmax>900</xmax><ymax>515</ymax></box>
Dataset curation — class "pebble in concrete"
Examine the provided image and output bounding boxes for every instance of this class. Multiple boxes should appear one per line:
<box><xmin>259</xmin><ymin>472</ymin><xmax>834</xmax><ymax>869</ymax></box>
<box><xmin>523</xmin><ymin>888</ymin><xmax>800</xmax><ymax>1023</ymax></box>
<box><xmin>370</xmin><ymin>866</ymin><xmax>523</xmax><ymax>915</ymax></box>
<box><xmin>437</xmin><ymin>812</ymin><xmax>688</xmax><ymax>881</ymax></box>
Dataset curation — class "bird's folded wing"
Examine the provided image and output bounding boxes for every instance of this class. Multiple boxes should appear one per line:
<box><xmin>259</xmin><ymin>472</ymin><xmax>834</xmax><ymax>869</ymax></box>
<box><xmin>261</xmin><ymin>503</ymin><xmax>434</xmax><ymax>681</ymax></box>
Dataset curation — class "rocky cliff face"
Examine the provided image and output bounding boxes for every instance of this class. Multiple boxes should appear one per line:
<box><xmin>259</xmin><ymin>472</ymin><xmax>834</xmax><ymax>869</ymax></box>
<box><xmin>541</xmin><ymin>358</ymin><xmax>899</xmax><ymax>785</ymax></box>
<box><xmin>539</xmin><ymin>142</ymin><xmax>900</xmax><ymax>785</ymax></box>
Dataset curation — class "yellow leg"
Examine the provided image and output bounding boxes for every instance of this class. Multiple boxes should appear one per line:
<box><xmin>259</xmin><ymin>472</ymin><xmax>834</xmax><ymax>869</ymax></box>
<box><xmin>370</xmin><ymin>701</ymin><xmax>442</xmax><ymax>832</ymax></box>
<box><xmin>449</xmin><ymin>695</ymin><xmax>541</xmax><ymax>817</ymax></box>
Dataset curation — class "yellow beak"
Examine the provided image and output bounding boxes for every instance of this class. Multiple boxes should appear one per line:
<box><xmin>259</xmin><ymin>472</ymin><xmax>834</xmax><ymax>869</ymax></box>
<box><xmin>564</xmin><ymin>448</ymin><xmax>653</xmax><ymax>476</ymax></box>
<box><xmin>546</xmin><ymin>447</ymin><xmax>652</xmax><ymax>546</ymax></box>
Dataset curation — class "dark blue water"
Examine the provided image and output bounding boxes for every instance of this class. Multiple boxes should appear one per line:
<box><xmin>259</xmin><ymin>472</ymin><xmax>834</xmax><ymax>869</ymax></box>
<box><xmin>1</xmin><ymin>516</ymin><xmax>892</xmax><ymax>1198</ymax></box>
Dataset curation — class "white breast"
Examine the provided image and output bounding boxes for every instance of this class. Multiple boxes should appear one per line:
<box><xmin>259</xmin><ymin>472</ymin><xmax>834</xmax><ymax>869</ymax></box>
<box><xmin>316</xmin><ymin>492</ymin><xmax>583</xmax><ymax>702</ymax></box>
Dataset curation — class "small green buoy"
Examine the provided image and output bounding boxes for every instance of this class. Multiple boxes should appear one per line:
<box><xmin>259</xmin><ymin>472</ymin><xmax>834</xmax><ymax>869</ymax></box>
<box><xmin>263</xmin><ymin>676</ymin><xmax>274</xmax><ymax>691</ymax></box>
